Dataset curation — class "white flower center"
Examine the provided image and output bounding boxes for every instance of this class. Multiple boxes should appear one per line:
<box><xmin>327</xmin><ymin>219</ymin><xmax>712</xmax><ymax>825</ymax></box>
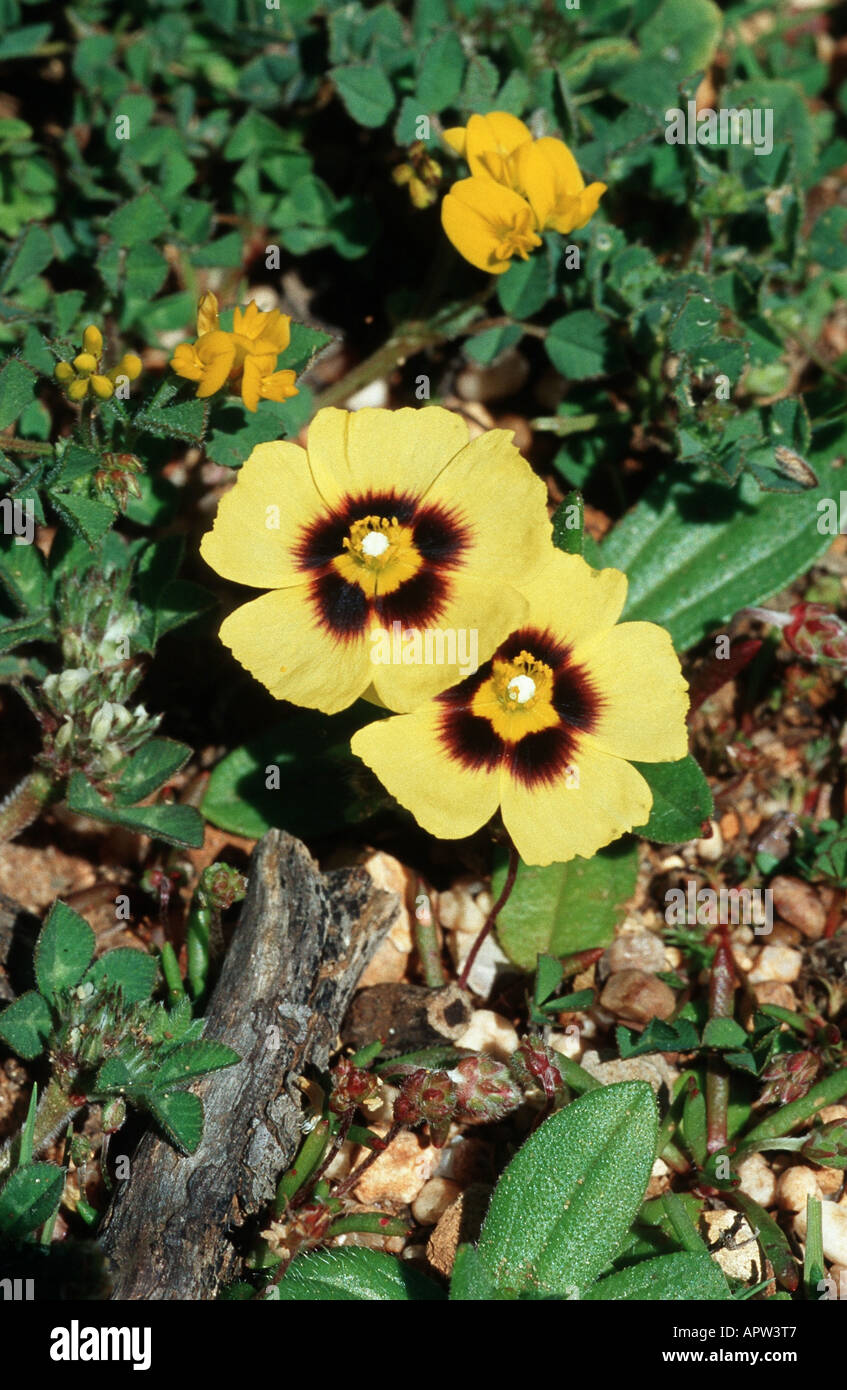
<box><xmin>361</xmin><ymin>530</ymin><xmax>390</xmax><ymax>558</ymax></box>
<box><xmin>507</xmin><ymin>675</ymin><xmax>536</xmax><ymax>704</ymax></box>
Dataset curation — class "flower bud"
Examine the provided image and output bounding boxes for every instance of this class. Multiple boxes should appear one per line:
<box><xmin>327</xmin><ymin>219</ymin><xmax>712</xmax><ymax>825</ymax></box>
<box><xmin>54</xmin><ymin>361</ymin><xmax>74</xmax><ymax>383</ymax></box>
<box><xmin>89</xmin><ymin>702</ymin><xmax>116</xmax><ymax>744</ymax></box>
<box><xmin>393</xmin><ymin>1068</ymin><xmax>457</xmax><ymax>1147</ymax></box>
<box><xmin>90</xmin><ymin>374</ymin><xmax>115</xmax><ymax>400</ymax></box>
<box><xmin>509</xmin><ymin>1034</ymin><xmax>569</xmax><ymax>1104</ymax></box>
<box><xmin>73</xmin><ymin>352</ymin><xmax>98</xmax><ymax>374</ymax></box>
<box><xmin>452</xmin><ymin>1054</ymin><xmax>523</xmax><ymax>1124</ymax></box>
<box><xmin>758</xmin><ymin>1050</ymin><xmax>820</xmax><ymax>1107</ymax></box>
<box><xmin>329</xmin><ymin>1056</ymin><xmax>382</xmax><ymax>1115</ymax></box>
<box><xmin>67</xmin><ymin>378</ymin><xmax>89</xmax><ymax>401</ymax></box>
<box><xmin>784</xmin><ymin>603</ymin><xmax>847</xmax><ymax>666</ymax></box>
<box><xmin>82</xmin><ymin>325</ymin><xmax>103</xmax><ymax>357</ymax></box>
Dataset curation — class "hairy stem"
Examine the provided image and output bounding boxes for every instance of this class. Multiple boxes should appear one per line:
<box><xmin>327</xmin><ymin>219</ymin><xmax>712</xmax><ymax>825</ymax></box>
<box><xmin>706</xmin><ymin>931</ymin><xmax>736</xmax><ymax>1155</ymax></box>
<box><xmin>0</xmin><ymin>767</ymin><xmax>62</xmax><ymax>843</ymax></box>
<box><xmin>0</xmin><ymin>1076</ymin><xmax>81</xmax><ymax>1180</ymax></box>
<box><xmin>458</xmin><ymin>842</ymin><xmax>520</xmax><ymax>992</ymax></box>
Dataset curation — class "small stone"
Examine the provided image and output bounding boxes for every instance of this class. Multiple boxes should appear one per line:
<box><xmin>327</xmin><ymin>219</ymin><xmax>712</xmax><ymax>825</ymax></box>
<box><xmin>749</xmin><ymin>944</ymin><xmax>803</xmax><ymax>985</ymax></box>
<box><xmin>776</xmin><ymin>1165</ymin><xmax>822</xmax><ymax>1212</ymax></box>
<box><xmin>426</xmin><ymin>1183</ymin><xmax>492</xmax><ymax>1278</ymax></box>
<box><xmin>700</xmin><ymin>1210</ymin><xmax>765</xmax><ymax>1283</ymax></box>
<box><xmin>449</xmin><ymin>929</ymin><xmax>512</xmax><ymax>1001</ymax></box>
<box><xmin>454</xmin><ymin>1009</ymin><xmax>519</xmax><ymax>1061</ymax></box>
<box><xmin>579</xmin><ymin>1049</ymin><xmax>677</xmax><ymax>1097</ymax></box>
<box><xmin>605</xmin><ymin>931</ymin><xmax>666</xmax><ymax>975</ymax></box>
<box><xmin>770</xmin><ymin>876</ymin><xmax>827</xmax><ymax>940</ymax></box>
<box><xmin>737</xmin><ymin>1152</ymin><xmax>777</xmax><ymax>1208</ymax></box>
<box><xmin>598</xmin><ymin>969</ymin><xmax>676</xmax><ymax>1026</ymax></box>
<box><xmin>352</xmin><ymin>1130</ymin><xmax>441</xmax><ymax>1207</ymax></box>
<box><xmin>819</xmin><ymin>1105</ymin><xmax>847</xmax><ymax>1124</ymax></box>
<box><xmin>435</xmin><ymin>1136</ymin><xmax>489</xmax><ymax>1186</ymax></box>
<box><xmin>752</xmin><ymin>981</ymin><xmax>798</xmax><ymax>1012</ymax></box>
<box><xmin>411</xmin><ymin>1176</ymin><xmax>462</xmax><ymax>1226</ymax></box>
<box><xmin>696</xmin><ymin>820</ymin><xmax>724</xmax><ymax>863</ymax></box>
<box><xmin>812</xmin><ymin>1165</ymin><xmax>844</xmax><ymax>1197</ymax></box>
<box><xmin>356</xmin><ymin>851</ymin><xmax>416</xmax><ymax>987</ymax></box>
<box><xmin>644</xmin><ymin>1157</ymin><xmax>671</xmax><ymax>1200</ymax></box>
<box><xmin>795</xmin><ymin>1202</ymin><xmax>847</xmax><ymax>1267</ymax></box>
<box><xmin>719</xmin><ymin>811</ymin><xmax>740</xmax><ymax>841</ymax></box>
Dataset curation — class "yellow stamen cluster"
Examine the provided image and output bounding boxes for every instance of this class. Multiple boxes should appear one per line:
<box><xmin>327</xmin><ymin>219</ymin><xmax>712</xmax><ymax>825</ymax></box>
<box><xmin>334</xmin><ymin>514</ymin><xmax>422</xmax><ymax>597</ymax></box>
<box><xmin>170</xmin><ymin>293</ymin><xmax>299</xmax><ymax>414</ymax></box>
<box><xmin>473</xmin><ymin>649</ymin><xmax>558</xmax><ymax>741</ymax></box>
<box><xmin>54</xmin><ymin>325</ymin><xmax>142</xmax><ymax>403</ymax></box>
<box><xmin>440</xmin><ymin>112</ymin><xmax>607</xmax><ymax>274</ymax></box>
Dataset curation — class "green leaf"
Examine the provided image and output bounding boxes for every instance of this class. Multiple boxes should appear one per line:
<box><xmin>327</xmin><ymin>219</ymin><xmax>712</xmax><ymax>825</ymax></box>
<box><xmin>274</xmin><ymin>1247</ymin><xmax>445</xmax><ymax>1301</ymax></box>
<box><xmin>152</xmin><ymin>1040</ymin><xmax>240</xmax><ymax>1089</ymax></box>
<box><xmin>450</xmin><ymin>1243</ymin><xmax>500</xmax><ymax>1301</ymax></box>
<box><xmin>284</xmin><ymin>321</ymin><xmax>334</xmax><ymax>377</ymax></box>
<box><xmin>0</xmin><ymin>359</ymin><xmax>36</xmax><ymax>430</ymax></box>
<box><xmin>0</xmin><ymin>534</ymin><xmax>48</xmax><ymax>613</ymax></box>
<box><xmin>46</xmin><ymin>492</ymin><xmax>115</xmax><ymax>547</ymax></box>
<box><xmin>476</xmin><ymin>1082</ymin><xmax>657</xmax><ymax>1297</ymax></box>
<box><xmin>205</xmin><ymin>397</ymin><xmax>301</xmax><ymax>469</ymax></box>
<box><xmin>601</xmin><ymin>454</ymin><xmax>846</xmax><ymax>654</ymax></box>
<box><xmin>144</xmin><ymin>1089</ymin><xmax>204</xmax><ymax>1154</ymax></box>
<box><xmin>494</xmin><ymin>842</ymin><xmax>638</xmax><ymax>971</ymax></box>
<box><xmin>106</xmin><ymin>191</ymin><xmax>170</xmax><ymax>247</ymax></box>
<box><xmin>701</xmin><ymin>1017</ymin><xmax>748</xmax><ymax>1050</ymax></box>
<box><xmin>638</xmin><ymin>0</ymin><xmax>723</xmax><ymax>71</ymax></box>
<box><xmin>631</xmin><ymin>756</ymin><xmax>713</xmax><ymax>843</ymax></box>
<box><xmin>113</xmin><ymin>738</ymin><xmax>193</xmax><ymax>805</ymax></box>
<box><xmin>546</xmin><ymin>310</ymin><xmax>623</xmax><ymax>380</ymax></box>
<box><xmin>0</xmin><ymin>1163</ymin><xmax>64</xmax><ymax>1239</ymax></box>
<box><xmin>84</xmin><ymin>949</ymin><xmax>158</xmax><ymax>1005</ymax></box>
<box><xmin>617</xmin><ymin>1018</ymin><xmax>700</xmax><ymax>1059</ymax></box>
<box><xmin>497</xmin><ymin>251</ymin><xmax>552</xmax><ymax>318</ymax></box>
<box><xmin>0</xmin><ymin>990</ymin><xmax>53</xmax><ymax>1059</ymax></box>
<box><xmin>731</xmin><ymin>1192</ymin><xmax>798</xmax><ymax>1292</ymax></box>
<box><xmin>552</xmin><ymin>492</ymin><xmax>584</xmax><ymax>555</ymax></box>
<box><xmin>95</xmin><ymin>1057</ymin><xmax>134</xmax><ymax>1094</ymax></box>
<box><xmin>332</xmin><ymin>64</ymin><xmax>395</xmax><ymax>128</ymax></box>
<box><xmin>464</xmin><ymin>324</ymin><xmax>522</xmax><ymax>365</ymax></box>
<box><xmin>1</xmin><ymin>225</ymin><xmax>53</xmax><ymax>293</ymax></box>
<box><xmin>201</xmin><ymin>705</ymin><xmax>381</xmax><ymax>840</ymax></box>
<box><xmin>66</xmin><ymin>773</ymin><xmax>205</xmax><ymax>849</ymax></box>
<box><xmin>585</xmin><ymin>1251</ymin><xmax>729</xmax><ymax>1300</ymax></box>
<box><xmin>35</xmin><ymin>901</ymin><xmax>96</xmax><ymax>1003</ymax></box>
<box><xmin>416</xmin><ymin>31</ymin><xmax>465</xmax><ymax>112</ymax></box>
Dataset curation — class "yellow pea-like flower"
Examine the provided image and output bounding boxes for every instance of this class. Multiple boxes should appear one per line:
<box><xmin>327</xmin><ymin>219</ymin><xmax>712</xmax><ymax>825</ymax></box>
<box><xmin>90</xmin><ymin>374</ymin><xmax>115</xmax><ymax>400</ymax></box>
<box><xmin>514</xmin><ymin>137</ymin><xmax>607</xmax><ymax>235</ymax></box>
<box><xmin>67</xmin><ymin>378</ymin><xmax>89</xmax><ymax>401</ymax></box>
<box><xmin>441</xmin><ymin>177</ymin><xmax>542</xmax><ymax>274</ymax></box>
<box><xmin>73</xmin><ymin>352</ymin><xmax>98</xmax><ymax>374</ymax></box>
<box><xmin>54</xmin><ymin>361</ymin><xmax>74</xmax><ymax>384</ymax></box>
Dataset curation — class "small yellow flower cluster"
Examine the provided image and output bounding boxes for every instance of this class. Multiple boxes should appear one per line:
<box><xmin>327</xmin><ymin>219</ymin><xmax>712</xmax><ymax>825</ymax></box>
<box><xmin>441</xmin><ymin>112</ymin><xmax>607</xmax><ymax>274</ymax></box>
<box><xmin>392</xmin><ymin>141</ymin><xmax>442</xmax><ymax>209</ymax></box>
<box><xmin>170</xmin><ymin>293</ymin><xmax>299</xmax><ymax>414</ymax></box>
<box><xmin>54</xmin><ymin>326</ymin><xmax>142</xmax><ymax>402</ymax></box>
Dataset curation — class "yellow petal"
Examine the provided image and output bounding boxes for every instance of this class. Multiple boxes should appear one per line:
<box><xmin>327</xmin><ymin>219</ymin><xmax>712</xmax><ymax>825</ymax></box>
<box><xmin>233</xmin><ymin>301</ymin><xmax>265</xmax><ymax>340</ymax></box>
<box><xmin>466</xmin><ymin>112</ymin><xmax>533</xmax><ymax>179</ymax></box>
<box><xmin>422</xmin><ymin>427</ymin><xmax>553</xmax><ymax>582</ymax></box>
<box><xmin>577</xmin><ymin>622</ymin><xmax>689</xmax><ymax>763</ymax></box>
<box><xmin>239</xmin><ymin>355</ymin><xmax>263</xmax><ymax>412</ymax></box>
<box><xmin>199</xmin><ymin>440</ymin><xmax>325</xmax><ymax>589</ymax></box>
<box><xmin>194</xmin><ymin>331</ymin><xmax>237</xmax><ymax>397</ymax></box>
<box><xmin>572</xmin><ymin>181</ymin><xmax>607</xmax><ymax>231</ymax></box>
<box><xmin>304</xmin><ymin>405</ymin><xmax>471</xmax><ymax>509</ymax></box>
<box><xmin>219</xmin><ymin>586</ymin><xmax>372</xmax><ymax>714</ymax></box>
<box><xmin>441</xmin><ymin>177</ymin><xmax>539</xmax><ymax>273</ymax></box>
<box><xmin>351</xmin><ymin>705</ymin><xmax>500</xmax><ymax>840</ymax></box>
<box><xmin>260</xmin><ymin>369</ymin><xmax>299</xmax><ymax>404</ymax></box>
<box><xmin>514</xmin><ymin>550</ymin><xmax>628</xmax><ymax>653</ymax></box>
<box><xmin>171</xmin><ymin>342</ymin><xmax>204</xmax><ymax>383</ymax></box>
<box><xmin>368</xmin><ymin>570</ymin><xmax>528</xmax><ymax>712</ymax></box>
<box><xmin>500</xmin><ymin>738</ymin><xmax>653</xmax><ymax>865</ymax></box>
<box><xmin>443</xmin><ymin>126</ymin><xmax>467</xmax><ymax>156</ymax></box>
<box><xmin>197</xmin><ymin>292</ymin><xmax>219</xmax><ymax>336</ymax></box>
<box><xmin>531</xmin><ymin>137</ymin><xmax>585</xmax><ymax>196</ymax></box>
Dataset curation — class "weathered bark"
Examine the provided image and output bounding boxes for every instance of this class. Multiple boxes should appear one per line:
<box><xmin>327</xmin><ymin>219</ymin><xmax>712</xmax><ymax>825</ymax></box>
<box><xmin>99</xmin><ymin>829</ymin><xmax>400</xmax><ymax>1300</ymax></box>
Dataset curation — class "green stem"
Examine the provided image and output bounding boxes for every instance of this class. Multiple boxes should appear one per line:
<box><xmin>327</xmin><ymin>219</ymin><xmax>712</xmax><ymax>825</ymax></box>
<box><xmin>311</xmin><ymin>324</ymin><xmax>446</xmax><ymax>412</ymax></box>
<box><xmin>0</xmin><ymin>768</ymin><xmax>63</xmax><ymax>843</ymax></box>
<box><xmin>0</xmin><ymin>437</ymin><xmax>55</xmax><ymax>456</ymax></box>
<box><xmin>0</xmin><ymin>1076</ymin><xmax>81</xmax><ymax>1180</ymax></box>
<box><xmin>738</xmin><ymin>1068</ymin><xmax>847</xmax><ymax>1152</ymax></box>
<box><xmin>159</xmin><ymin>942</ymin><xmax>185</xmax><ymax>1006</ymax></box>
<box><xmin>413</xmin><ymin>892</ymin><xmax>445</xmax><ymax>988</ymax></box>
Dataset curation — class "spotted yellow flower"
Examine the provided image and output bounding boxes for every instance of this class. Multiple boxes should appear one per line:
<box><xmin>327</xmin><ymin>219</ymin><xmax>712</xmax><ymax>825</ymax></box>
<box><xmin>199</xmin><ymin>406</ymin><xmax>553</xmax><ymax>714</ymax></box>
<box><xmin>515</xmin><ymin>137</ymin><xmax>607</xmax><ymax>235</ymax></box>
<box><xmin>170</xmin><ymin>293</ymin><xmax>298</xmax><ymax>414</ymax></box>
<box><xmin>351</xmin><ymin>549</ymin><xmax>689</xmax><ymax>866</ymax></box>
<box><xmin>441</xmin><ymin>178</ymin><xmax>542</xmax><ymax>274</ymax></box>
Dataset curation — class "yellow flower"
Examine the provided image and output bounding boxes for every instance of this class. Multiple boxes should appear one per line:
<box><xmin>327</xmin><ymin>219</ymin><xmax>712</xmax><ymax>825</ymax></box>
<box><xmin>171</xmin><ymin>330</ymin><xmax>237</xmax><ymax>398</ymax></box>
<box><xmin>350</xmin><ymin>549</ymin><xmax>689</xmax><ymax>866</ymax></box>
<box><xmin>443</xmin><ymin>112</ymin><xmax>532</xmax><ymax>187</ymax></box>
<box><xmin>199</xmin><ymin>406</ymin><xmax>553</xmax><ymax>715</ymax></box>
<box><xmin>53</xmin><ymin>323</ymin><xmax>140</xmax><ymax>402</ymax></box>
<box><xmin>441</xmin><ymin>177</ymin><xmax>542</xmax><ymax>274</ymax></box>
<box><xmin>170</xmin><ymin>293</ymin><xmax>299</xmax><ymax>413</ymax></box>
<box><xmin>515</xmin><ymin>137</ymin><xmax>607</xmax><ymax>235</ymax></box>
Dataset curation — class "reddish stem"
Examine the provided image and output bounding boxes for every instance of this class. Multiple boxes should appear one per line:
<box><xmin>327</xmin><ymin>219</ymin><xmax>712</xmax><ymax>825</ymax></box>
<box><xmin>706</xmin><ymin>929</ymin><xmax>736</xmax><ymax>1155</ymax></box>
<box><xmin>458</xmin><ymin>842</ymin><xmax>520</xmax><ymax>992</ymax></box>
